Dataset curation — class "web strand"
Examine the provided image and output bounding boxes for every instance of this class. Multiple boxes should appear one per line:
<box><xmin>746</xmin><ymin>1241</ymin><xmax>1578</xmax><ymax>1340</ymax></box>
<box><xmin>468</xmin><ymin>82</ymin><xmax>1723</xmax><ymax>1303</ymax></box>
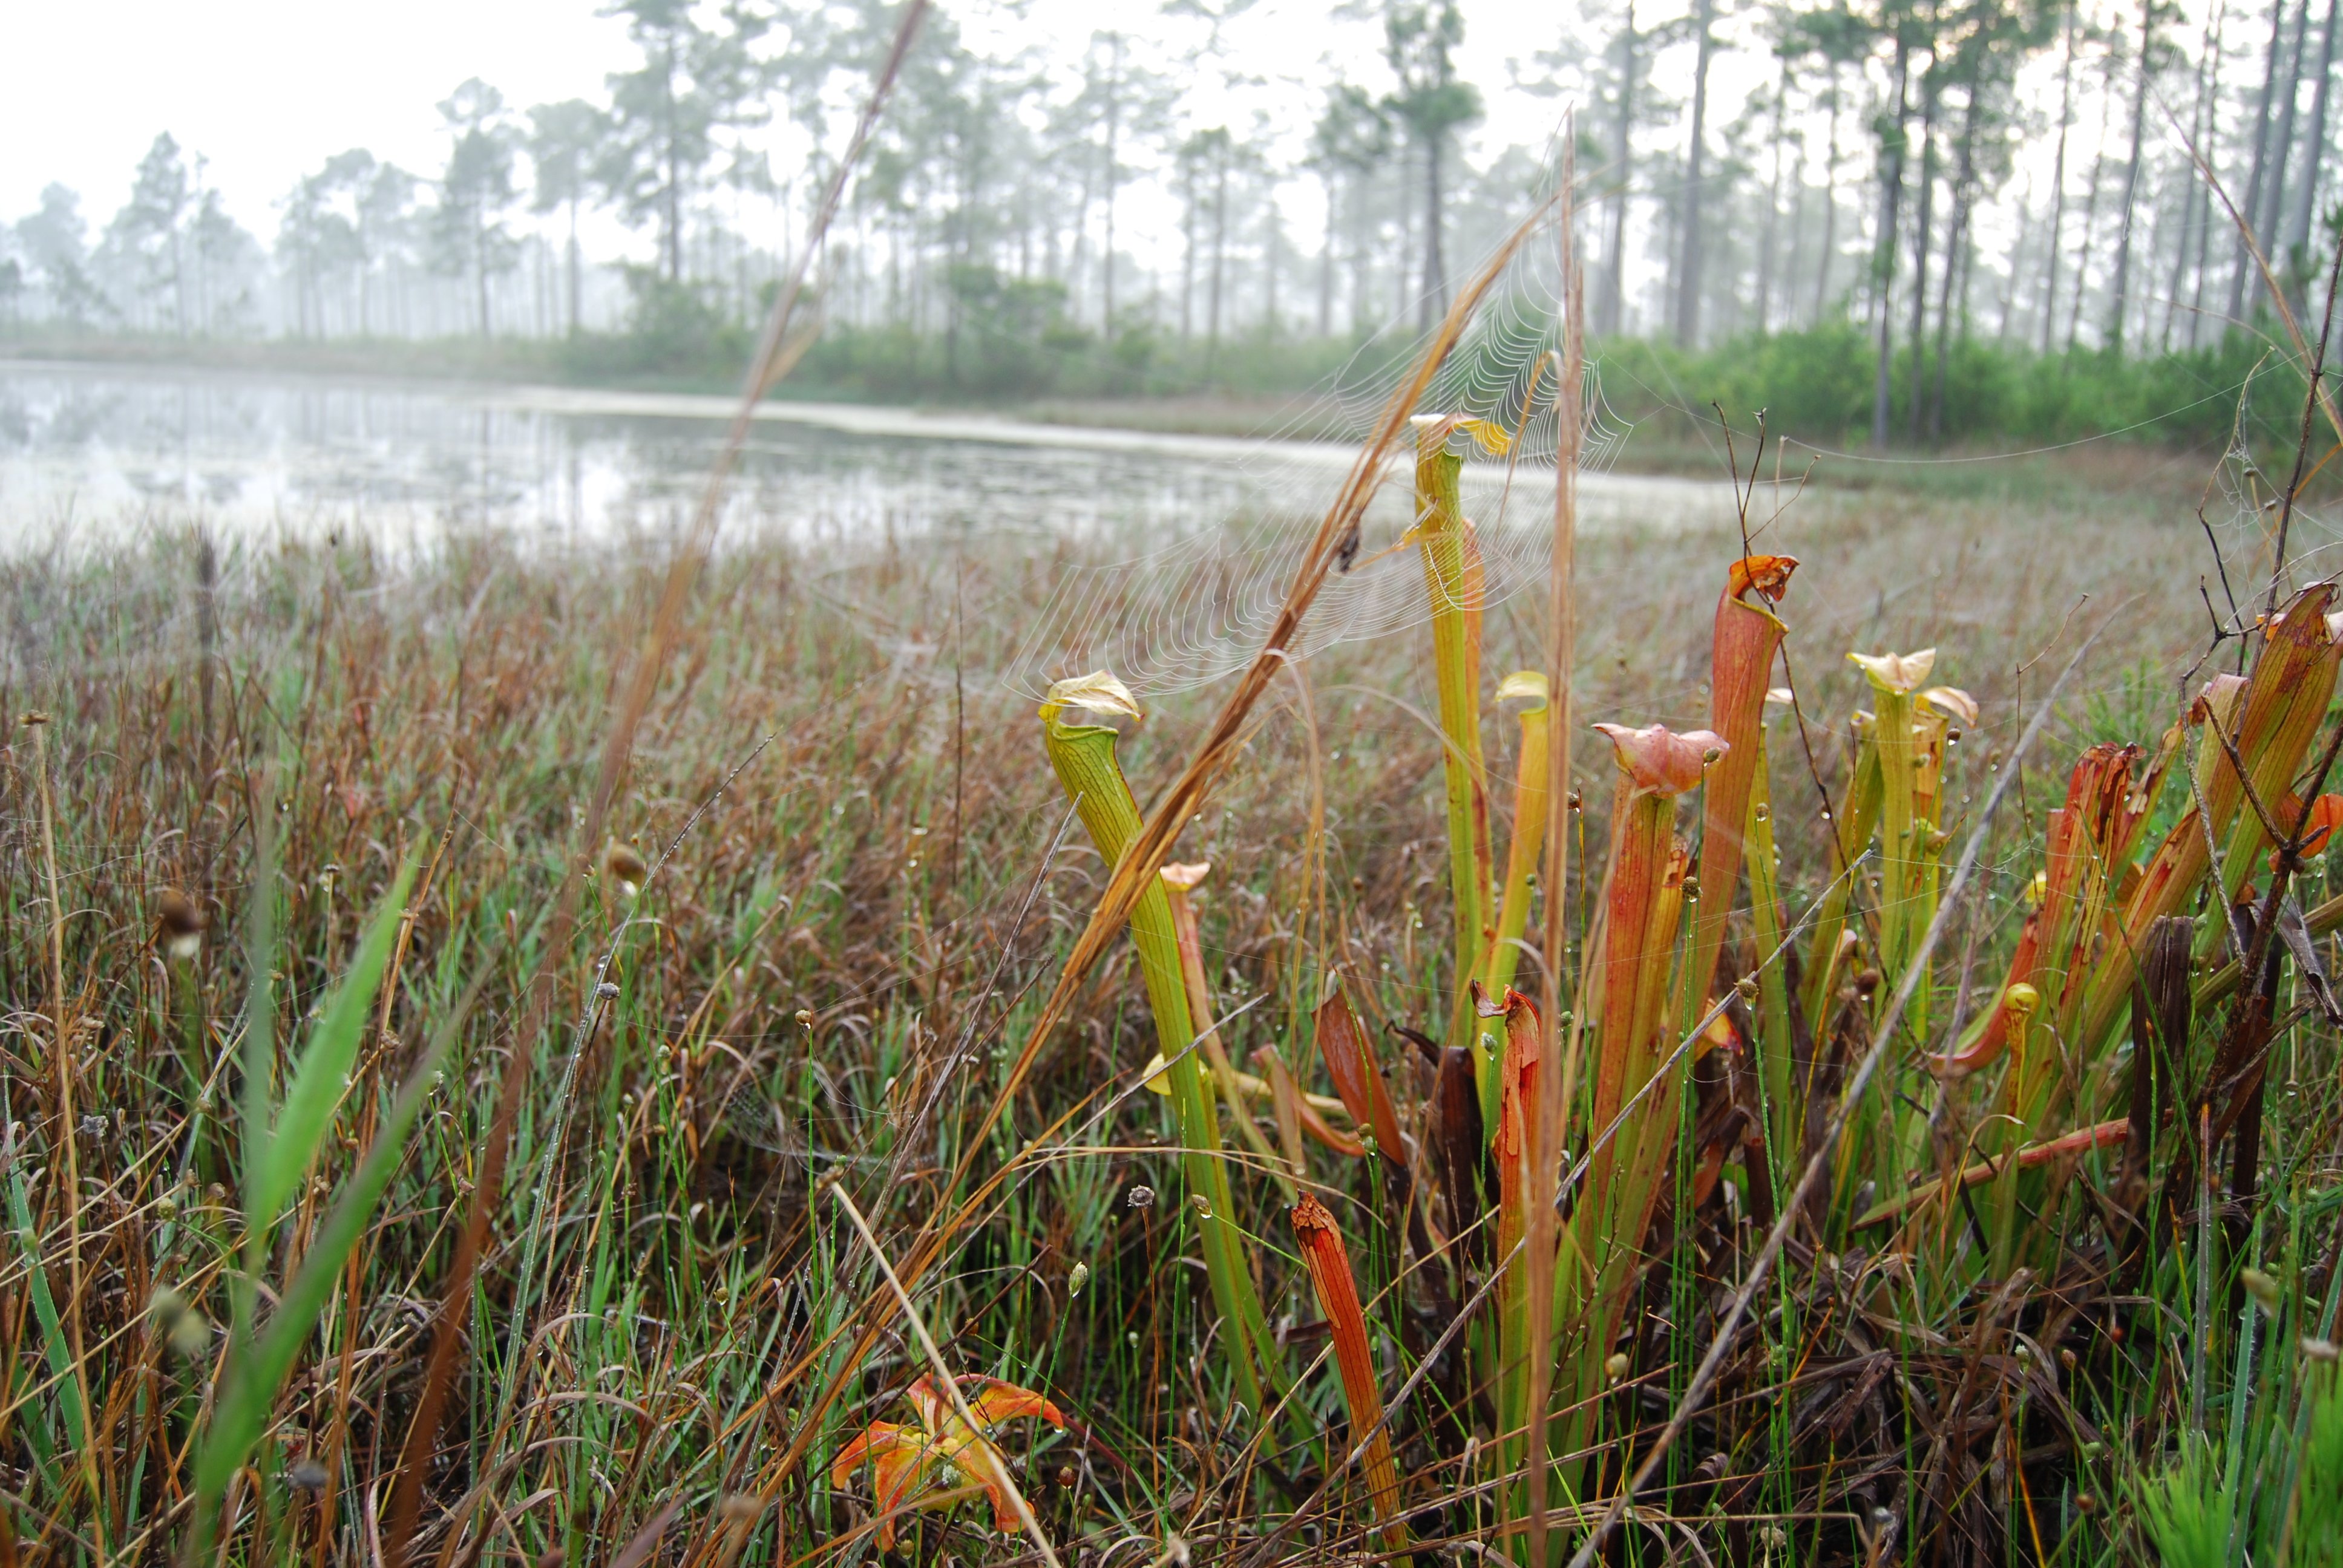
<box><xmin>1004</xmin><ymin>218</ymin><xmax>1631</xmax><ymax>701</ymax></box>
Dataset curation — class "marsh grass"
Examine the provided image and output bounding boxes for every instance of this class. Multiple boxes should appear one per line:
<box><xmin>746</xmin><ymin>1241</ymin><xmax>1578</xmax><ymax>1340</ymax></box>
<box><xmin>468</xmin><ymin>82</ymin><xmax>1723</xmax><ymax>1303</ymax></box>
<box><xmin>0</xmin><ymin>446</ymin><xmax>2336</xmax><ymax>1566</ymax></box>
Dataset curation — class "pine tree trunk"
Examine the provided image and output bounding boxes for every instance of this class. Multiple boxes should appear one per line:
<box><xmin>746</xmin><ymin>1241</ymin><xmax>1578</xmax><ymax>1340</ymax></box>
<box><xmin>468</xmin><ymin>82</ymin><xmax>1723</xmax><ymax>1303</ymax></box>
<box><xmin>1933</xmin><ymin>214</ymin><xmax>1973</xmax><ymax>436</ymax></box>
<box><xmin>2168</xmin><ymin>12</ymin><xmax>2222</xmax><ymax>348</ymax></box>
<box><xmin>2232</xmin><ymin>0</ymin><xmax>2298</xmax><ymax>323</ymax></box>
<box><xmin>1598</xmin><ymin>2</ymin><xmax>1636</xmax><ymax>338</ymax></box>
<box><xmin>1181</xmin><ymin>172</ymin><xmax>1196</xmax><ymax>342</ymax></box>
<box><xmin>2108</xmin><ymin>0</ymin><xmax>2158</xmax><ymax>351</ymax></box>
<box><xmin>1757</xmin><ymin>55</ymin><xmax>1789</xmax><ymax>332</ymax></box>
<box><xmin>1265</xmin><ymin>207</ymin><xmax>1281</xmax><ymax>333</ymax></box>
<box><xmin>2287</xmin><ymin>0</ymin><xmax>2339</xmax><ymax>281</ymax></box>
<box><xmin>2042</xmin><ymin>4</ymin><xmax>2079</xmax><ymax>352</ymax></box>
<box><xmin>1397</xmin><ymin>139</ymin><xmax>1415</xmax><ymax>323</ymax></box>
<box><xmin>1872</xmin><ymin>38</ymin><xmax>1912</xmax><ymax>448</ymax></box>
<box><xmin>1784</xmin><ymin>174</ymin><xmax>1807</xmax><ymax>329</ymax></box>
<box><xmin>1104</xmin><ymin>34</ymin><xmax>1121</xmax><ymax>328</ymax></box>
<box><xmin>1931</xmin><ymin>91</ymin><xmax>1979</xmax><ymax>436</ymax></box>
<box><xmin>1319</xmin><ymin>172</ymin><xmax>1337</xmax><ymax>337</ymax></box>
<box><xmin>568</xmin><ymin>200</ymin><xmax>582</xmax><ymax>336</ymax></box>
<box><xmin>2257</xmin><ymin>0</ymin><xmax>2312</xmax><ymax>281</ymax></box>
<box><xmin>1997</xmin><ymin>174</ymin><xmax>2029</xmax><ymax>341</ymax></box>
<box><xmin>1421</xmin><ymin>129</ymin><xmax>1446</xmax><ymax>330</ymax></box>
<box><xmin>1673</xmin><ymin>0</ymin><xmax>1716</xmax><ymax>344</ymax></box>
<box><xmin>1814</xmin><ymin>75</ymin><xmax>1841</xmax><ymax>325</ymax></box>
<box><xmin>664</xmin><ymin>36</ymin><xmax>683</xmax><ymax>284</ymax></box>
<box><xmin>1908</xmin><ymin>72</ymin><xmax>1939</xmax><ymax>440</ymax></box>
<box><xmin>2065</xmin><ymin>79</ymin><xmax>2117</xmax><ymax>353</ymax></box>
<box><xmin>1210</xmin><ymin>150</ymin><xmax>1228</xmax><ymax>359</ymax></box>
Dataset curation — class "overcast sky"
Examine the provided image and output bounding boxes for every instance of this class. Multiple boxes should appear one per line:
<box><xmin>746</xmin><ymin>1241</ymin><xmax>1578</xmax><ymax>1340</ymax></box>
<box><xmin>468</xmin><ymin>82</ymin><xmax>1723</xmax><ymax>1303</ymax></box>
<box><xmin>2</xmin><ymin>0</ymin><xmax>1636</xmax><ymax>252</ymax></box>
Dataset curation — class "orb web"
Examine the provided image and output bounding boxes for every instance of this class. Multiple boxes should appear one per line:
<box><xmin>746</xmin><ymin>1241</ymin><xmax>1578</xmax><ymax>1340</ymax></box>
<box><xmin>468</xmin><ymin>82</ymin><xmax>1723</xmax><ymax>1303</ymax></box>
<box><xmin>1003</xmin><ymin>212</ymin><xmax>1632</xmax><ymax>702</ymax></box>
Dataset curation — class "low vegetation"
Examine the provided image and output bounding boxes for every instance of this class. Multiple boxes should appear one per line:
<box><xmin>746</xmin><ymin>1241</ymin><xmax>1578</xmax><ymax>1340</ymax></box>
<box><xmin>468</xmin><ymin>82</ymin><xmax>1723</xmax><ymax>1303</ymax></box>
<box><xmin>3</xmin><ymin>368</ymin><xmax>2340</xmax><ymax>1566</ymax></box>
<box><xmin>10</xmin><ymin>312</ymin><xmax>2324</xmax><ymax>465</ymax></box>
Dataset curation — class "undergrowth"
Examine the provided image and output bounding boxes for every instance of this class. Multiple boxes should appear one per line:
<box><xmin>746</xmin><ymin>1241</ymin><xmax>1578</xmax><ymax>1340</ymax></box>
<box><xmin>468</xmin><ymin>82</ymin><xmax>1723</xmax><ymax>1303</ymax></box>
<box><xmin>0</xmin><ymin>468</ymin><xmax>2336</xmax><ymax>1566</ymax></box>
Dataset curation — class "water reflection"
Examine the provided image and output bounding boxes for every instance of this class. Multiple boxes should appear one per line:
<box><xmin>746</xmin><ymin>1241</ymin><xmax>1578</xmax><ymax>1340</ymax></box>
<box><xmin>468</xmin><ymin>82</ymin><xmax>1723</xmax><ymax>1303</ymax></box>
<box><xmin>0</xmin><ymin>362</ymin><xmax>1314</xmax><ymax>554</ymax></box>
<box><xmin>0</xmin><ymin>361</ymin><xmax>1738</xmax><ymax>560</ymax></box>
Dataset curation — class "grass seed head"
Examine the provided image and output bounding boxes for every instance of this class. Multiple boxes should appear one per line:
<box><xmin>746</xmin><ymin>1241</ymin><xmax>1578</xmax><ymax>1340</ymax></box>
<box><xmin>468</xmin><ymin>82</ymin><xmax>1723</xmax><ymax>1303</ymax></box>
<box><xmin>606</xmin><ymin>842</ymin><xmax>649</xmax><ymax>897</ymax></box>
<box><xmin>155</xmin><ymin>887</ymin><xmax>206</xmax><ymax>959</ymax></box>
<box><xmin>2240</xmin><ymin>1268</ymin><xmax>2284</xmax><ymax>1313</ymax></box>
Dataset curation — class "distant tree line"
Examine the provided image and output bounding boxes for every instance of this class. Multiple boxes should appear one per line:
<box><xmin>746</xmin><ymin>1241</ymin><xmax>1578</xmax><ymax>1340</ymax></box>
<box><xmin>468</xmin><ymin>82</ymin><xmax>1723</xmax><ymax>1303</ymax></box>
<box><xmin>1</xmin><ymin>0</ymin><xmax>2336</xmax><ymax>446</ymax></box>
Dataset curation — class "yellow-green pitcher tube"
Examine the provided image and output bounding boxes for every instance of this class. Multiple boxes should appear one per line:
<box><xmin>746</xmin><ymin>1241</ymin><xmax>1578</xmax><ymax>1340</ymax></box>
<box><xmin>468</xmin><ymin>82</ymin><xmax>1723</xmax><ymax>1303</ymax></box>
<box><xmin>1039</xmin><ymin>683</ymin><xmax>1286</xmax><ymax>1423</ymax></box>
<box><xmin>1415</xmin><ymin>433</ymin><xmax>1499</xmax><ymax>1126</ymax></box>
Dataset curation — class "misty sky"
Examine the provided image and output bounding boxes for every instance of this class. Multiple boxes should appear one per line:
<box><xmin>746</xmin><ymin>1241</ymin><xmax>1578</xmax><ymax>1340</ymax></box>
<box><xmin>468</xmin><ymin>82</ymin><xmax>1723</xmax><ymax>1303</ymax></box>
<box><xmin>5</xmin><ymin>0</ymin><xmax>1643</xmax><ymax>250</ymax></box>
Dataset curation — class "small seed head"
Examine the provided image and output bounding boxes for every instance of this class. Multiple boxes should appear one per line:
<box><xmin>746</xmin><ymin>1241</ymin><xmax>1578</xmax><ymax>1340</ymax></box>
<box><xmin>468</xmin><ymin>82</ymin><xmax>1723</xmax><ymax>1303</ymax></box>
<box><xmin>152</xmin><ymin>1285</ymin><xmax>212</xmax><ymax>1359</ymax></box>
<box><xmin>606</xmin><ymin>842</ymin><xmax>648</xmax><ymax>898</ymax></box>
<box><xmin>156</xmin><ymin>888</ymin><xmax>206</xmax><ymax>959</ymax></box>
<box><xmin>1127</xmin><ymin>1184</ymin><xmax>1156</xmax><ymax>1210</ymax></box>
<box><xmin>2241</xmin><ymin>1267</ymin><xmax>2284</xmax><ymax>1313</ymax></box>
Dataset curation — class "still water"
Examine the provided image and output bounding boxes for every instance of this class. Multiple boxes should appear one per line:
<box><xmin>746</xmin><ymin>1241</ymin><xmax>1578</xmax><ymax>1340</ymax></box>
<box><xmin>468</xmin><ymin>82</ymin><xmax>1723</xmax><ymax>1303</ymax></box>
<box><xmin>0</xmin><ymin>359</ymin><xmax>1736</xmax><ymax>558</ymax></box>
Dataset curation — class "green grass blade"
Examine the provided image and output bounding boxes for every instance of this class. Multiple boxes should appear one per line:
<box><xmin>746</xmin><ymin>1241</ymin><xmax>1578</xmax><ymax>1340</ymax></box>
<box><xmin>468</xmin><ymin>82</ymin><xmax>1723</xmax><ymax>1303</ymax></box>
<box><xmin>251</xmin><ymin>856</ymin><xmax>418</xmax><ymax>1229</ymax></box>
<box><xmin>193</xmin><ymin>957</ymin><xmax>490</xmax><ymax>1551</ymax></box>
<box><xmin>6</xmin><ymin>1159</ymin><xmax>77</xmax><ymax>1489</ymax></box>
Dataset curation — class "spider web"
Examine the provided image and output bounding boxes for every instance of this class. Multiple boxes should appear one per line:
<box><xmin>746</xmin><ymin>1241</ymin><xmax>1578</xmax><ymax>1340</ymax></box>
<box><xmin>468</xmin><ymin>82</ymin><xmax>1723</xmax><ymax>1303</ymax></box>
<box><xmin>1003</xmin><ymin>213</ymin><xmax>1633</xmax><ymax>701</ymax></box>
<box><xmin>2180</xmin><ymin>354</ymin><xmax>2343</xmax><ymax>655</ymax></box>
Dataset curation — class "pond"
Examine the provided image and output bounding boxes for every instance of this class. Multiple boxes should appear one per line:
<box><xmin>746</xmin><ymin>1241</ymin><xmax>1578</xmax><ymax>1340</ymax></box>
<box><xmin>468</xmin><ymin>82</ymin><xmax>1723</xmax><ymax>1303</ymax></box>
<box><xmin>0</xmin><ymin>359</ymin><xmax>1738</xmax><ymax>559</ymax></box>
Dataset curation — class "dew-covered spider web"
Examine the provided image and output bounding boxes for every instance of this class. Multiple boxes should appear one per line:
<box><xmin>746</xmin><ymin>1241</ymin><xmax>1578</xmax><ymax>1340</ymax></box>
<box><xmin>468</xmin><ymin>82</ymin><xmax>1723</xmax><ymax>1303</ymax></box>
<box><xmin>1002</xmin><ymin>211</ymin><xmax>1637</xmax><ymax>702</ymax></box>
